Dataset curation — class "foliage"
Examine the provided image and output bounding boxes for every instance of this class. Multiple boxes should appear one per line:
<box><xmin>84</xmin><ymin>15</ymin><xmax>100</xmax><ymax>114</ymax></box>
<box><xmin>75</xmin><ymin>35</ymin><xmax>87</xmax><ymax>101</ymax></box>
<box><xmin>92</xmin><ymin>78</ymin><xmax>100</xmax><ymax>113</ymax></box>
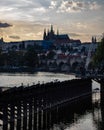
<box><xmin>47</xmin><ymin>51</ymin><xmax>55</xmax><ymax>59</ymax></box>
<box><xmin>0</xmin><ymin>46</ymin><xmax>39</xmax><ymax>68</ymax></box>
<box><xmin>24</xmin><ymin>46</ymin><xmax>38</xmax><ymax>67</ymax></box>
<box><xmin>92</xmin><ymin>37</ymin><xmax>104</xmax><ymax>67</ymax></box>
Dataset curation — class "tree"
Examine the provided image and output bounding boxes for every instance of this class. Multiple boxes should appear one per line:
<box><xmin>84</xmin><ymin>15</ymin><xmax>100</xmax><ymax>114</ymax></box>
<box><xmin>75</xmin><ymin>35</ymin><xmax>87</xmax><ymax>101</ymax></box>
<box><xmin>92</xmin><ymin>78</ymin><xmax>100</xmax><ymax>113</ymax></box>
<box><xmin>24</xmin><ymin>46</ymin><xmax>39</xmax><ymax>67</ymax></box>
<box><xmin>93</xmin><ymin>36</ymin><xmax>104</xmax><ymax>67</ymax></box>
<box><xmin>47</xmin><ymin>51</ymin><xmax>55</xmax><ymax>59</ymax></box>
<box><xmin>0</xmin><ymin>53</ymin><xmax>8</xmax><ymax>66</ymax></box>
<box><xmin>7</xmin><ymin>51</ymin><xmax>19</xmax><ymax>66</ymax></box>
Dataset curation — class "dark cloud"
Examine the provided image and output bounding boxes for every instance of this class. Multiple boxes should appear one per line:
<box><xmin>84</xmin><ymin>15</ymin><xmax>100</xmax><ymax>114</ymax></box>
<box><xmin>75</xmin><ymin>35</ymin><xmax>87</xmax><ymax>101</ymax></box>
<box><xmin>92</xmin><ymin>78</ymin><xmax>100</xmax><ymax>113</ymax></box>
<box><xmin>0</xmin><ymin>22</ymin><xmax>12</xmax><ymax>28</ymax></box>
<box><xmin>9</xmin><ymin>35</ymin><xmax>20</xmax><ymax>39</ymax></box>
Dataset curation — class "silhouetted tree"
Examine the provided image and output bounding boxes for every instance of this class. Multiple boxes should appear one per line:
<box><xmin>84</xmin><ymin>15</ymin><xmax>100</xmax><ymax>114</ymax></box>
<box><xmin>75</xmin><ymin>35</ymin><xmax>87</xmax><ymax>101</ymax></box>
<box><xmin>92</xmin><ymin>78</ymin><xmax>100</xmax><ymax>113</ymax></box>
<box><xmin>0</xmin><ymin>53</ymin><xmax>8</xmax><ymax>66</ymax></box>
<box><xmin>93</xmin><ymin>36</ymin><xmax>104</xmax><ymax>68</ymax></box>
<box><xmin>47</xmin><ymin>51</ymin><xmax>55</xmax><ymax>59</ymax></box>
<box><xmin>24</xmin><ymin>46</ymin><xmax>38</xmax><ymax>67</ymax></box>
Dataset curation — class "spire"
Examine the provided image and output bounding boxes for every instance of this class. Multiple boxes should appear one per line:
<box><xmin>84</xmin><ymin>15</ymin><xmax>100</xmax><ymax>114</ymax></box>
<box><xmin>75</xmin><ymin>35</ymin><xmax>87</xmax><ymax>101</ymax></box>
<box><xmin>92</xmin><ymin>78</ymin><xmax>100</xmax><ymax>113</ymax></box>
<box><xmin>92</xmin><ymin>36</ymin><xmax>97</xmax><ymax>43</ymax></box>
<box><xmin>92</xmin><ymin>36</ymin><xmax>94</xmax><ymax>43</ymax></box>
<box><xmin>43</xmin><ymin>28</ymin><xmax>46</xmax><ymax>40</ymax></box>
<box><xmin>57</xmin><ymin>29</ymin><xmax>59</xmax><ymax>35</ymax></box>
<box><xmin>51</xmin><ymin>25</ymin><xmax>53</xmax><ymax>32</ymax></box>
<box><xmin>50</xmin><ymin>24</ymin><xmax>54</xmax><ymax>39</ymax></box>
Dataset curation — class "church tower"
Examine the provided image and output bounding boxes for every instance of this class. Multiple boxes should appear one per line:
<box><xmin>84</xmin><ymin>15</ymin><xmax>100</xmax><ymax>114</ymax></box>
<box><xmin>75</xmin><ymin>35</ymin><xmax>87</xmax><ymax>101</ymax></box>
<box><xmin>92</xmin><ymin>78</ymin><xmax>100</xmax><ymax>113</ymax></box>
<box><xmin>49</xmin><ymin>25</ymin><xmax>54</xmax><ymax>39</ymax></box>
<box><xmin>43</xmin><ymin>25</ymin><xmax>59</xmax><ymax>40</ymax></box>
<box><xmin>43</xmin><ymin>29</ymin><xmax>47</xmax><ymax>40</ymax></box>
<box><xmin>50</xmin><ymin>25</ymin><xmax>53</xmax><ymax>33</ymax></box>
<box><xmin>92</xmin><ymin>36</ymin><xmax>94</xmax><ymax>43</ymax></box>
<box><xmin>0</xmin><ymin>37</ymin><xmax>3</xmax><ymax>44</ymax></box>
<box><xmin>92</xmin><ymin>36</ymin><xmax>97</xmax><ymax>43</ymax></box>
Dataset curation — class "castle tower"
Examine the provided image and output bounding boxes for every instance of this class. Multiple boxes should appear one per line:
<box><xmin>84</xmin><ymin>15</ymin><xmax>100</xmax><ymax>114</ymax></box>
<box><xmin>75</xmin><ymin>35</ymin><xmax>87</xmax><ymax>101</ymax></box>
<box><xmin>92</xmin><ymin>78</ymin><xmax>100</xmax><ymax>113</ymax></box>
<box><xmin>49</xmin><ymin>25</ymin><xmax>54</xmax><ymax>39</ymax></box>
<box><xmin>0</xmin><ymin>37</ymin><xmax>3</xmax><ymax>43</ymax></box>
<box><xmin>43</xmin><ymin>25</ymin><xmax>60</xmax><ymax>40</ymax></box>
<box><xmin>92</xmin><ymin>36</ymin><xmax>94</xmax><ymax>43</ymax></box>
<box><xmin>92</xmin><ymin>36</ymin><xmax>97</xmax><ymax>43</ymax></box>
<box><xmin>50</xmin><ymin>25</ymin><xmax>53</xmax><ymax>33</ymax></box>
<box><xmin>43</xmin><ymin>29</ymin><xmax>46</xmax><ymax>40</ymax></box>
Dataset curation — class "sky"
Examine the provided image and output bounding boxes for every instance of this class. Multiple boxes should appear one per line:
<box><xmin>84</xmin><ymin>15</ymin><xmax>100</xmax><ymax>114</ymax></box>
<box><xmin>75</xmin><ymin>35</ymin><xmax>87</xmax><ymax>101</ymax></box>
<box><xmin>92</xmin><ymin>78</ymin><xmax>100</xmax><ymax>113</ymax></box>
<box><xmin>0</xmin><ymin>0</ymin><xmax>104</xmax><ymax>42</ymax></box>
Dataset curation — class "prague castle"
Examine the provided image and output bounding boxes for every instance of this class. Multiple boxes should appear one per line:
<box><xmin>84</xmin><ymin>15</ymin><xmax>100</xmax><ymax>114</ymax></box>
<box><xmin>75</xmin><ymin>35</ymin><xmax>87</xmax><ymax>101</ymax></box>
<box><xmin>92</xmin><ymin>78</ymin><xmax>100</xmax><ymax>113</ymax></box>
<box><xmin>43</xmin><ymin>25</ymin><xmax>71</xmax><ymax>44</ymax></box>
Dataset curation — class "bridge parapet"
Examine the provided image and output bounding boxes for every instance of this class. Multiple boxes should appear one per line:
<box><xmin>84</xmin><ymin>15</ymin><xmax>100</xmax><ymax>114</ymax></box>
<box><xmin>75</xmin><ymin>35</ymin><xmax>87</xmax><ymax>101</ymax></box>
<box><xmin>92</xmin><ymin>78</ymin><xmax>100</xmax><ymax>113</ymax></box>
<box><xmin>0</xmin><ymin>79</ymin><xmax>92</xmax><ymax>102</ymax></box>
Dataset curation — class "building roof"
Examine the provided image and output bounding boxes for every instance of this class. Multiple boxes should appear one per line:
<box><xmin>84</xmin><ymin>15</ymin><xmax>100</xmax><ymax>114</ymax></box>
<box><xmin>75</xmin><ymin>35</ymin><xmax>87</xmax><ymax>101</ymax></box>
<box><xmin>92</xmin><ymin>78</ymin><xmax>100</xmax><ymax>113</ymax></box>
<box><xmin>56</xmin><ymin>34</ymin><xmax>69</xmax><ymax>39</ymax></box>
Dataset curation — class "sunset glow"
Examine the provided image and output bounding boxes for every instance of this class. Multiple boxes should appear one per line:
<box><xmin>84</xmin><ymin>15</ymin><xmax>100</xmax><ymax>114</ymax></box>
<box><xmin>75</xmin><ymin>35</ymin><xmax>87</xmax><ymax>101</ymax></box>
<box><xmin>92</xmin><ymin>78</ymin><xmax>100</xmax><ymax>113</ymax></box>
<box><xmin>0</xmin><ymin>0</ymin><xmax>104</xmax><ymax>42</ymax></box>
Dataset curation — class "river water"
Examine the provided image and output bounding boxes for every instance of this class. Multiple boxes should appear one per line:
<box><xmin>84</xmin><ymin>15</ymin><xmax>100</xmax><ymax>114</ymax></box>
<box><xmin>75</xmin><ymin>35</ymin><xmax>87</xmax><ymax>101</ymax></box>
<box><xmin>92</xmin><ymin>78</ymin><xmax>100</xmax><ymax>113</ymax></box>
<box><xmin>0</xmin><ymin>72</ymin><xmax>103</xmax><ymax>130</ymax></box>
<box><xmin>0</xmin><ymin>72</ymin><xmax>75</xmax><ymax>88</ymax></box>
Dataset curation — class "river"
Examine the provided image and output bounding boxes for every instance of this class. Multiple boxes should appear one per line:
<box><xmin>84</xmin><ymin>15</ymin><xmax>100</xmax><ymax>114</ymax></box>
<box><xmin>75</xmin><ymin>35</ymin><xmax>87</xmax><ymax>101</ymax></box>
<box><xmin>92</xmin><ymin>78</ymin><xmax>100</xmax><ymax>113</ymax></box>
<box><xmin>0</xmin><ymin>72</ymin><xmax>103</xmax><ymax>130</ymax></box>
<box><xmin>0</xmin><ymin>72</ymin><xmax>75</xmax><ymax>88</ymax></box>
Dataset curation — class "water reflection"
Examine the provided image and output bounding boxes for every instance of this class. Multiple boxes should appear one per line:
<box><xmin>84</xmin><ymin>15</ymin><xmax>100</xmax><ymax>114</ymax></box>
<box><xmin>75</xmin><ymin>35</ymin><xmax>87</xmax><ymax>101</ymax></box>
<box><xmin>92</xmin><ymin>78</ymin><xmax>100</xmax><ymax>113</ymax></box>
<box><xmin>0</xmin><ymin>72</ymin><xmax>75</xmax><ymax>87</ymax></box>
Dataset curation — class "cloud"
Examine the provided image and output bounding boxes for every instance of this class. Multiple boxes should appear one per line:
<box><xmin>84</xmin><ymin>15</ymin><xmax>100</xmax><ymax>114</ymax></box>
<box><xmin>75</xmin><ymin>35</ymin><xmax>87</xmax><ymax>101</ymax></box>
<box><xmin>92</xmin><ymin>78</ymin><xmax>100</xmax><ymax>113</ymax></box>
<box><xmin>49</xmin><ymin>1</ymin><xmax>57</xmax><ymax>9</ymax></box>
<box><xmin>0</xmin><ymin>0</ymin><xmax>102</xmax><ymax>23</ymax></box>
<box><xmin>69</xmin><ymin>33</ymin><xmax>81</xmax><ymax>37</ymax></box>
<box><xmin>75</xmin><ymin>22</ymin><xmax>87</xmax><ymax>29</ymax></box>
<box><xmin>0</xmin><ymin>0</ymin><xmax>48</xmax><ymax>22</ymax></box>
<box><xmin>9</xmin><ymin>35</ymin><xmax>20</xmax><ymax>39</ymax></box>
<box><xmin>0</xmin><ymin>22</ymin><xmax>12</xmax><ymax>28</ymax></box>
<box><xmin>57</xmin><ymin>0</ymin><xmax>101</xmax><ymax>13</ymax></box>
<box><xmin>89</xmin><ymin>1</ymin><xmax>101</xmax><ymax>10</ymax></box>
<box><xmin>0</xmin><ymin>0</ymin><xmax>103</xmax><ymax>43</ymax></box>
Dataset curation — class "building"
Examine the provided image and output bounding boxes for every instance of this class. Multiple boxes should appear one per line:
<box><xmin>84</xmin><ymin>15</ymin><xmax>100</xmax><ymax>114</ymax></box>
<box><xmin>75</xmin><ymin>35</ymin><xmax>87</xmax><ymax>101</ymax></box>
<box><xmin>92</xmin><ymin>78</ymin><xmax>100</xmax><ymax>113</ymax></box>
<box><xmin>43</xmin><ymin>25</ymin><xmax>70</xmax><ymax>45</ymax></box>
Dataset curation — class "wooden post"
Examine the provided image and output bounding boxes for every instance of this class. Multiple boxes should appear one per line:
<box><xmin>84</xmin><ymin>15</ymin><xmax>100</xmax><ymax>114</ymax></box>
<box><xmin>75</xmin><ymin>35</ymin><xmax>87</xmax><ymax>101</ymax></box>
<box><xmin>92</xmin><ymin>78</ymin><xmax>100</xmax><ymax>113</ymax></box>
<box><xmin>3</xmin><ymin>103</ymin><xmax>8</xmax><ymax>130</ymax></box>
<box><xmin>100</xmin><ymin>79</ymin><xmax>104</xmax><ymax>127</ymax></box>
<box><xmin>36</xmin><ymin>107</ymin><xmax>39</xmax><ymax>130</ymax></box>
<box><xmin>23</xmin><ymin>100</ymin><xmax>27</xmax><ymax>130</ymax></box>
<box><xmin>17</xmin><ymin>101</ymin><xmax>21</xmax><ymax>130</ymax></box>
<box><xmin>40</xmin><ymin>99</ymin><xmax>44</xmax><ymax>130</ymax></box>
<box><xmin>9</xmin><ymin>103</ymin><xmax>15</xmax><ymax>130</ymax></box>
<box><xmin>45</xmin><ymin>110</ymin><xmax>48</xmax><ymax>130</ymax></box>
<box><xmin>28</xmin><ymin>99</ymin><xmax>33</xmax><ymax>130</ymax></box>
<box><xmin>33</xmin><ymin>98</ymin><xmax>37</xmax><ymax>130</ymax></box>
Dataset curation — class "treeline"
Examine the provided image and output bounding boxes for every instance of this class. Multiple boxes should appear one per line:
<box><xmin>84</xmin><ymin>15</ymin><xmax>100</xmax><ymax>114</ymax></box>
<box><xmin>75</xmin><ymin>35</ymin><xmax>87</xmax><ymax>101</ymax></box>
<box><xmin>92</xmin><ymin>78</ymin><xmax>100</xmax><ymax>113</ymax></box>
<box><xmin>93</xmin><ymin>36</ymin><xmax>104</xmax><ymax>67</ymax></box>
<box><xmin>0</xmin><ymin>46</ymin><xmax>39</xmax><ymax>67</ymax></box>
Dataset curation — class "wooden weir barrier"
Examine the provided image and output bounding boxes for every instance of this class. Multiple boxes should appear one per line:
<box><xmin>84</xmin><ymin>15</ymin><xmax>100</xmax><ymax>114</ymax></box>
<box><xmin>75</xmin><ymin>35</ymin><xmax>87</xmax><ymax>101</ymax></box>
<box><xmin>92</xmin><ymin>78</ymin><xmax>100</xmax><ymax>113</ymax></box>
<box><xmin>0</xmin><ymin>78</ymin><xmax>92</xmax><ymax>130</ymax></box>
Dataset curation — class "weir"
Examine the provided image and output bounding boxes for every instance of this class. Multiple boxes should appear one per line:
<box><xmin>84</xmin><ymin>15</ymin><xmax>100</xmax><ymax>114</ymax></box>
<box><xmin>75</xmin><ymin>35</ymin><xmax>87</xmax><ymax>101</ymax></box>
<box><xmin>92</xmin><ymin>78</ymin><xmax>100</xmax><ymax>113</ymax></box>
<box><xmin>0</xmin><ymin>79</ymin><xmax>92</xmax><ymax>130</ymax></box>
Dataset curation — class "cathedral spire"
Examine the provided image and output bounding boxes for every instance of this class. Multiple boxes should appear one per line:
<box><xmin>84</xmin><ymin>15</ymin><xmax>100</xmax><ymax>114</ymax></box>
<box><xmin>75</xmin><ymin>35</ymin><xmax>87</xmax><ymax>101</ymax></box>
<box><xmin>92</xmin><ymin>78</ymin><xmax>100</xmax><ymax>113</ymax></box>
<box><xmin>92</xmin><ymin>36</ymin><xmax>94</xmax><ymax>43</ymax></box>
<box><xmin>92</xmin><ymin>36</ymin><xmax>97</xmax><ymax>43</ymax></box>
<box><xmin>43</xmin><ymin>28</ymin><xmax>46</xmax><ymax>40</ymax></box>
<box><xmin>51</xmin><ymin>25</ymin><xmax>53</xmax><ymax>32</ymax></box>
